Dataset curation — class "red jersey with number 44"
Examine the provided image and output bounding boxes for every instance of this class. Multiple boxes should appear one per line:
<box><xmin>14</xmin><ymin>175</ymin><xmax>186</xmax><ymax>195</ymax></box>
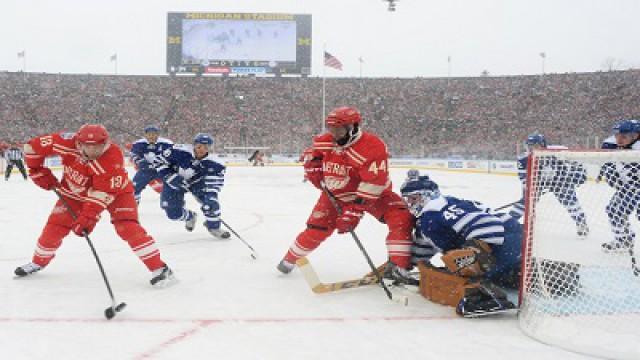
<box><xmin>24</xmin><ymin>132</ymin><xmax>133</xmax><ymax>210</ymax></box>
<box><xmin>312</xmin><ymin>131</ymin><xmax>391</xmax><ymax>204</ymax></box>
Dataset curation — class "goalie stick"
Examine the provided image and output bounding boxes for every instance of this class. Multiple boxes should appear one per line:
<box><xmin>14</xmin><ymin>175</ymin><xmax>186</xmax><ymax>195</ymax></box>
<box><xmin>296</xmin><ymin>257</ymin><xmax>409</xmax><ymax>305</ymax></box>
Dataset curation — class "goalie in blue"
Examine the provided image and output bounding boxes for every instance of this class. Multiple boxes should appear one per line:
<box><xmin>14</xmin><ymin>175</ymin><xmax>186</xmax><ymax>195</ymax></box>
<box><xmin>400</xmin><ymin>174</ymin><xmax>521</xmax><ymax>316</ymax></box>
<box><xmin>509</xmin><ymin>133</ymin><xmax>589</xmax><ymax>238</ymax></box>
<box><xmin>154</xmin><ymin>133</ymin><xmax>230</xmax><ymax>239</ymax></box>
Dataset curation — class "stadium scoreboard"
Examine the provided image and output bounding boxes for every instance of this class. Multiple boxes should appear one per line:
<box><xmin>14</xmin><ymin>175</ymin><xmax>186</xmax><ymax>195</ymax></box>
<box><xmin>167</xmin><ymin>12</ymin><xmax>312</xmax><ymax>75</ymax></box>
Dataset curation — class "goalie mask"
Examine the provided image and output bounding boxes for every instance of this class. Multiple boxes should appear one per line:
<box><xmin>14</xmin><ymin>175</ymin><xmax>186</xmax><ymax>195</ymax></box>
<box><xmin>400</xmin><ymin>175</ymin><xmax>441</xmax><ymax>216</ymax></box>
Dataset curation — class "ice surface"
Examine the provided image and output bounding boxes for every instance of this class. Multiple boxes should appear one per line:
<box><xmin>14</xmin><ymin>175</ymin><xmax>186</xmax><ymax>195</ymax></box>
<box><xmin>0</xmin><ymin>166</ymin><xmax>595</xmax><ymax>359</ymax></box>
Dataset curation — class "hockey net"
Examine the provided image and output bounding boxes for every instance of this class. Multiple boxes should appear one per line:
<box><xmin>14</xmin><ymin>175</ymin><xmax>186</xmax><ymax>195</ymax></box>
<box><xmin>519</xmin><ymin>149</ymin><xmax>640</xmax><ymax>360</ymax></box>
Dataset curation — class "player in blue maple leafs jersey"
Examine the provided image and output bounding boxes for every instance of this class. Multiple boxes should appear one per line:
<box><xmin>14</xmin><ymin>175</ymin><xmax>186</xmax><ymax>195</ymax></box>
<box><xmin>508</xmin><ymin>133</ymin><xmax>589</xmax><ymax>238</ymax></box>
<box><xmin>400</xmin><ymin>173</ymin><xmax>521</xmax><ymax>316</ymax></box>
<box><xmin>130</xmin><ymin>125</ymin><xmax>174</xmax><ymax>203</ymax></box>
<box><xmin>154</xmin><ymin>133</ymin><xmax>230</xmax><ymax>239</ymax></box>
<box><xmin>598</xmin><ymin>119</ymin><xmax>640</xmax><ymax>252</ymax></box>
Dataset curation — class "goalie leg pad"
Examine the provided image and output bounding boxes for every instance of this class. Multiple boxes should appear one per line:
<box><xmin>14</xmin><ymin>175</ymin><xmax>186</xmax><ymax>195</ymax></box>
<box><xmin>418</xmin><ymin>262</ymin><xmax>473</xmax><ymax>307</ymax></box>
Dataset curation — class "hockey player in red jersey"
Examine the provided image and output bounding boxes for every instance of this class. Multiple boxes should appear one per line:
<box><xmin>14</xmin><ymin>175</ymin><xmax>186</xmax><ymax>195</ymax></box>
<box><xmin>277</xmin><ymin>107</ymin><xmax>415</xmax><ymax>283</ymax></box>
<box><xmin>15</xmin><ymin>124</ymin><xmax>176</xmax><ymax>287</ymax></box>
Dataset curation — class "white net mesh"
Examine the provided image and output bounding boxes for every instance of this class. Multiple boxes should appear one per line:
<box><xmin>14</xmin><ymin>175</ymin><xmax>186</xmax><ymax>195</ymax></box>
<box><xmin>519</xmin><ymin>150</ymin><xmax>640</xmax><ymax>360</ymax></box>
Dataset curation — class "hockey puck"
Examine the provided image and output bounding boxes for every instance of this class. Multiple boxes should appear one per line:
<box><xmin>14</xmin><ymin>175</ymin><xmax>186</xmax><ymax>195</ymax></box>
<box><xmin>105</xmin><ymin>307</ymin><xmax>115</xmax><ymax>320</ymax></box>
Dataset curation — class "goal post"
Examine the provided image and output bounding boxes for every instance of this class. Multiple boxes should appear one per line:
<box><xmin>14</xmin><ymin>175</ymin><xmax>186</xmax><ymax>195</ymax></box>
<box><xmin>519</xmin><ymin>149</ymin><xmax>640</xmax><ymax>360</ymax></box>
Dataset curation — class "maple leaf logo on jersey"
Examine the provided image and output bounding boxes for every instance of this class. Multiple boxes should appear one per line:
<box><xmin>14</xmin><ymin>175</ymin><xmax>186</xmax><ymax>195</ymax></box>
<box><xmin>178</xmin><ymin>167</ymin><xmax>196</xmax><ymax>180</ymax></box>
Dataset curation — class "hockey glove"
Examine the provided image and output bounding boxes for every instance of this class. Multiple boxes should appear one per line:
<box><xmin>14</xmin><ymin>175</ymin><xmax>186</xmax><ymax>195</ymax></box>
<box><xmin>441</xmin><ymin>239</ymin><xmax>495</xmax><ymax>277</ymax></box>
<box><xmin>71</xmin><ymin>206</ymin><xmax>101</xmax><ymax>236</ymax></box>
<box><xmin>29</xmin><ymin>167</ymin><xmax>59</xmax><ymax>190</ymax></box>
<box><xmin>335</xmin><ymin>203</ymin><xmax>365</xmax><ymax>234</ymax></box>
<box><xmin>304</xmin><ymin>158</ymin><xmax>323</xmax><ymax>189</ymax></box>
<box><xmin>164</xmin><ymin>173</ymin><xmax>187</xmax><ymax>191</ymax></box>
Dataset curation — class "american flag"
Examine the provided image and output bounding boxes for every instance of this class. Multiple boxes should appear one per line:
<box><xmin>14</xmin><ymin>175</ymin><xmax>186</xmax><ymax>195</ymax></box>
<box><xmin>324</xmin><ymin>51</ymin><xmax>343</xmax><ymax>71</ymax></box>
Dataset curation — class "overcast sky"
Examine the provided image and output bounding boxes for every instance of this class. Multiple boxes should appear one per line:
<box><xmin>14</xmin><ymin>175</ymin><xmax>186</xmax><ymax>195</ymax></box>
<box><xmin>1</xmin><ymin>0</ymin><xmax>639</xmax><ymax>78</ymax></box>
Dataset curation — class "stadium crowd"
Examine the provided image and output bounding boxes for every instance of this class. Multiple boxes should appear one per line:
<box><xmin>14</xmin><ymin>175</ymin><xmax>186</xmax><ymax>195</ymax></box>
<box><xmin>1</xmin><ymin>69</ymin><xmax>639</xmax><ymax>159</ymax></box>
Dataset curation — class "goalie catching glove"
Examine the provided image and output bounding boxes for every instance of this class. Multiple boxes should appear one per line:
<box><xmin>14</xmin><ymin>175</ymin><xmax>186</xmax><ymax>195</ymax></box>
<box><xmin>441</xmin><ymin>239</ymin><xmax>495</xmax><ymax>277</ymax></box>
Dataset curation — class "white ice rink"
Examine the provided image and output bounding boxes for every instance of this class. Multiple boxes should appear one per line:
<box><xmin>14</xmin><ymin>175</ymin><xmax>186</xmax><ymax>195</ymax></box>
<box><xmin>0</xmin><ymin>166</ymin><xmax>596</xmax><ymax>360</ymax></box>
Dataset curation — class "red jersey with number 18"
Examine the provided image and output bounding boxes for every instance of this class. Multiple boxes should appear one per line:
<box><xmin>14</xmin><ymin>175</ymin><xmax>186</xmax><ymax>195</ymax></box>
<box><xmin>24</xmin><ymin>132</ymin><xmax>133</xmax><ymax>210</ymax></box>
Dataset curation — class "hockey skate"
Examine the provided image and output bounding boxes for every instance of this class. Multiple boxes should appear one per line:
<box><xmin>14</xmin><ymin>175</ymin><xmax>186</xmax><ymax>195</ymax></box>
<box><xmin>383</xmin><ymin>262</ymin><xmax>419</xmax><ymax>286</ymax></box>
<box><xmin>185</xmin><ymin>210</ymin><xmax>197</xmax><ymax>232</ymax></box>
<box><xmin>276</xmin><ymin>259</ymin><xmax>295</xmax><ymax>274</ymax></box>
<box><xmin>150</xmin><ymin>265</ymin><xmax>176</xmax><ymax>287</ymax></box>
<box><xmin>14</xmin><ymin>262</ymin><xmax>42</xmax><ymax>277</ymax></box>
<box><xmin>456</xmin><ymin>282</ymin><xmax>516</xmax><ymax>318</ymax></box>
<box><xmin>207</xmin><ymin>225</ymin><xmax>230</xmax><ymax>240</ymax></box>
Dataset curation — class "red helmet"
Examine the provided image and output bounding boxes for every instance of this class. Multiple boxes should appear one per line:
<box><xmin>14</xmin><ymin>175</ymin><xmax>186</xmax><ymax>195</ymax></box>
<box><xmin>326</xmin><ymin>106</ymin><xmax>362</xmax><ymax>127</ymax></box>
<box><xmin>76</xmin><ymin>124</ymin><xmax>109</xmax><ymax>145</ymax></box>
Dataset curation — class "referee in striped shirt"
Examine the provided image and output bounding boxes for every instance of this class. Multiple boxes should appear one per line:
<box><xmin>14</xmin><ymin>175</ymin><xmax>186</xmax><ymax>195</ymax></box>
<box><xmin>4</xmin><ymin>145</ymin><xmax>27</xmax><ymax>181</ymax></box>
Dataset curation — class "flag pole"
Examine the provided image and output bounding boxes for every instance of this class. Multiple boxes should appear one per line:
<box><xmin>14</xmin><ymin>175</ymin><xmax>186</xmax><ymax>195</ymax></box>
<box><xmin>322</xmin><ymin>44</ymin><xmax>326</xmax><ymax>134</ymax></box>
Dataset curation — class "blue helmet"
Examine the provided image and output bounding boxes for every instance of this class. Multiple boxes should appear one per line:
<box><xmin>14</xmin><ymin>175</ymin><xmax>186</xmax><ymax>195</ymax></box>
<box><xmin>193</xmin><ymin>133</ymin><xmax>214</xmax><ymax>146</ymax></box>
<box><xmin>400</xmin><ymin>175</ymin><xmax>440</xmax><ymax>216</ymax></box>
<box><xmin>144</xmin><ymin>125</ymin><xmax>160</xmax><ymax>133</ymax></box>
<box><xmin>526</xmin><ymin>133</ymin><xmax>547</xmax><ymax>147</ymax></box>
<box><xmin>613</xmin><ymin>119</ymin><xmax>640</xmax><ymax>134</ymax></box>
<box><xmin>406</xmin><ymin>169</ymin><xmax>420</xmax><ymax>180</ymax></box>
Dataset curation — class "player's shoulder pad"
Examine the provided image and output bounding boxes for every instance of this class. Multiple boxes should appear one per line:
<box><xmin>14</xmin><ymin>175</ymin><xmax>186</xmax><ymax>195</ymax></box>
<box><xmin>517</xmin><ymin>153</ymin><xmax>528</xmax><ymax>161</ymax></box>
<box><xmin>422</xmin><ymin>195</ymin><xmax>448</xmax><ymax>214</ymax></box>
<box><xmin>202</xmin><ymin>155</ymin><xmax>225</xmax><ymax>170</ymax></box>
<box><xmin>94</xmin><ymin>144</ymin><xmax>125</xmax><ymax>171</ymax></box>
<box><xmin>133</xmin><ymin>138</ymin><xmax>147</xmax><ymax>145</ymax></box>
<box><xmin>352</xmin><ymin>131</ymin><xmax>387</xmax><ymax>154</ymax></box>
<box><xmin>157</xmin><ymin>137</ymin><xmax>174</xmax><ymax>145</ymax></box>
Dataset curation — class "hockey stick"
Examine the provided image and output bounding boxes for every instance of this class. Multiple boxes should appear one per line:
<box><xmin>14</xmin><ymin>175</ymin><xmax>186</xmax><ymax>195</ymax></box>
<box><xmin>296</xmin><ymin>257</ymin><xmax>409</xmax><ymax>305</ymax></box>
<box><xmin>296</xmin><ymin>257</ymin><xmax>379</xmax><ymax>293</ymax></box>
<box><xmin>493</xmin><ymin>200</ymin><xmax>520</xmax><ymax>212</ymax></box>
<box><xmin>319</xmin><ymin>182</ymin><xmax>395</xmax><ymax>301</ymax></box>
<box><xmin>221</xmin><ymin>219</ymin><xmax>258</xmax><ymax>260</ymax></box>
<box><xmin>53</xmin><ymin>189</ymin><xmax>127</xmax><ymax>320</ymax></box>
